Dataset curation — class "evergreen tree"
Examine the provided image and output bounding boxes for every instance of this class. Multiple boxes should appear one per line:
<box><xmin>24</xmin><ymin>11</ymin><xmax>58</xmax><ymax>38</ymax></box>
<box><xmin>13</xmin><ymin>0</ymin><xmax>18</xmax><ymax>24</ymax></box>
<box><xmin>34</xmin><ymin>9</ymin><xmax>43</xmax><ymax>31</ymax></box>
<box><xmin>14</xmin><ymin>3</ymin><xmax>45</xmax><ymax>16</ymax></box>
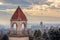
<box><xmin>42</xmin><ymin>32</ymin><xmax>48</xmax><ymax>40</ymax></box>
<box><xmin>37</xmin><ymin>30</ymin><xmax>41</xmax><ymax>37</ymax></box>
<box><xmin>2</xmin><ymin>35</ymin><xmax>9</xmax><ymax>40</ymax></box>
<box><xmin>48</xmin><ymin>29</ymin><xmax>60</xmax><ymax>40</ymax></box>
<box><xmin>34</xmin><ymin>30</ymin><xmax>38</xmax><ymax>38</ymax></box>
<box><xmin>34</xmin><ymin>30</ymin><xmax>41</xmax><ymax>40</ymax></box>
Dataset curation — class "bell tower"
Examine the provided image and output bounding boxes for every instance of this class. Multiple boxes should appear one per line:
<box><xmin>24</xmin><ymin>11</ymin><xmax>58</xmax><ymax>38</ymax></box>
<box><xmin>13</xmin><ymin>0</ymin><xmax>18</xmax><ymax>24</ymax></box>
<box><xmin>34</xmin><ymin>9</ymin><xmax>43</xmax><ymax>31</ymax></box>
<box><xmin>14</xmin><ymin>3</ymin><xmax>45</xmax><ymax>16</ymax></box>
<box><xmin>10</xmin><ymin>6</ymin><xmax>28</xmax><ymax>36</ymax></box>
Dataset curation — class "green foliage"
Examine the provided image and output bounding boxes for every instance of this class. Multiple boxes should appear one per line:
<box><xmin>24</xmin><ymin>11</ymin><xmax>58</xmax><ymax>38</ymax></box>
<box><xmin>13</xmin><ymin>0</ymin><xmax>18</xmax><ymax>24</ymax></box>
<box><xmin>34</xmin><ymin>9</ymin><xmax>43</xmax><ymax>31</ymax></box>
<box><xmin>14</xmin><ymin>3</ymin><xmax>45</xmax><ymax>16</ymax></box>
<box><xmin>1</xmin><ymin>35</ymin><xmax>9</xmax><ymax>40</ymax></box>
<box><xmin>42</xmin><ymin>32</ymin><xmax>48</xmax><ymax>40</ymax></box>
<box><xmin>48</xmin><ymin>29</ymin><xmax>60</xmax><ymax>40</ymax></box>
<box><xmin>34</xmin><ymin>30</ymin><xmax>41</xmax><ymax>40</ymax></box>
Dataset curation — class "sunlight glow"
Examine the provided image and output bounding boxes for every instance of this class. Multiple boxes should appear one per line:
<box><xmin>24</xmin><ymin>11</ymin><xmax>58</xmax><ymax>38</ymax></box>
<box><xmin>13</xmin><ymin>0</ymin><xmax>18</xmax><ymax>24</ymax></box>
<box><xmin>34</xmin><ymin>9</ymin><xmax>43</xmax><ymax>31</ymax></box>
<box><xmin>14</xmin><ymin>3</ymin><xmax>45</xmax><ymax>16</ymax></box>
<box><xmin>0</xmin><ymin>2</ymin><xmax>3</xmax><ymax>5</ymax></box>
<box><xmin>48</xmin><ymin>0</ymin><xmax>60</xmax><ymax>2</ymax></box>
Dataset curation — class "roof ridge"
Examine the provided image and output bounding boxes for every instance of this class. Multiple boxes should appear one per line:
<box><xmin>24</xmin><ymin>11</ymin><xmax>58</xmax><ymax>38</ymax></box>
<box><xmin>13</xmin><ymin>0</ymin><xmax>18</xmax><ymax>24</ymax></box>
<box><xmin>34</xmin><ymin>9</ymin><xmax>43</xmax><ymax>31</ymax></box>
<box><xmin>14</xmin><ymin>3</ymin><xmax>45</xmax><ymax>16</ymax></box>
<box><xmin>11</xmin><ymin>6</ymin><xmax>27</xmax><ymax>21</ymax></box>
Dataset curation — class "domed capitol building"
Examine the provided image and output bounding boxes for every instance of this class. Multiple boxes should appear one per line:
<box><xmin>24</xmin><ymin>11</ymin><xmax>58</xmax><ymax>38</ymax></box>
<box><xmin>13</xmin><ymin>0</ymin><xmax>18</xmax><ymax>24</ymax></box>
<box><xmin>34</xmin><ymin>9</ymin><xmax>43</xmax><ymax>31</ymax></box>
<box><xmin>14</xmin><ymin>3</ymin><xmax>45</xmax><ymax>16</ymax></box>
<box><xmin>31</xmin><ymin>21</ymin><xmax>49</xmax><ymax>33</ymax></box>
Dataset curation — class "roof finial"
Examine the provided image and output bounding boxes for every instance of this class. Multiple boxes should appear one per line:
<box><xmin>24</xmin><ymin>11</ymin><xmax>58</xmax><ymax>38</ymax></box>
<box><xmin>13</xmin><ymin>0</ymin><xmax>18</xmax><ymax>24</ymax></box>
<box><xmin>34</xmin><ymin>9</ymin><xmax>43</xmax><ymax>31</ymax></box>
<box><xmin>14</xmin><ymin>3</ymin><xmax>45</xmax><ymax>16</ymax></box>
<box><xmin>18</xmin><ymin>6</ymin><xmax>20</xmax><ymax>9</ymax></box>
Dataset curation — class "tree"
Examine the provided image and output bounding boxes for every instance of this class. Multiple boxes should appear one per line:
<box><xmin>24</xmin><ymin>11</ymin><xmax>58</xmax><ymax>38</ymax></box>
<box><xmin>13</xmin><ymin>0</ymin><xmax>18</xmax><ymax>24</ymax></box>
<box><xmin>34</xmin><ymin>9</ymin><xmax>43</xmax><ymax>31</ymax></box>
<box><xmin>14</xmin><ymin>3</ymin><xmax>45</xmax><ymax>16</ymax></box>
<box><xmin>2</xmin><ymin>34</ymin><xmax>9</xmax><ymax>40</ymax></box>
<box><xmin>34</xmin><ymin>30</ymin><xmax>41</xmax><ymax>40</ymax></box>
<box><xmin>48</xmin><ymin>29</ymin><xmax>60</xmax><ymax>40</ymax></box>
<box><xmin>37</xmin><ymin>30</ymin><xmax>41</xmax><ymax>37</ymax></box>
<box><xmin>42</xmin><ymin>32</ymin><xmax>49</xmax><ymax>40</ymax></box>
<box><xmin>34</xmin><ymin>30</ymin><xmax>38</xmax><ymax>38</ymax></box>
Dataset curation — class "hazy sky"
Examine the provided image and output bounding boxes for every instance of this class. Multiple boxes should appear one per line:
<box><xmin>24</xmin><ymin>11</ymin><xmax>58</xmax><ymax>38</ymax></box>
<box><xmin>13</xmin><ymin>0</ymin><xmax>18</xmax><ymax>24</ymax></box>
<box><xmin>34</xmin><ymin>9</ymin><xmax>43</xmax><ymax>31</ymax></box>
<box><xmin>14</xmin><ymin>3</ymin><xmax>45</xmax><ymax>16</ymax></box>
<box><xmin>0</xmin><ymin>0</ymin><xmax>60</xmax><ymax>25</ymax></box>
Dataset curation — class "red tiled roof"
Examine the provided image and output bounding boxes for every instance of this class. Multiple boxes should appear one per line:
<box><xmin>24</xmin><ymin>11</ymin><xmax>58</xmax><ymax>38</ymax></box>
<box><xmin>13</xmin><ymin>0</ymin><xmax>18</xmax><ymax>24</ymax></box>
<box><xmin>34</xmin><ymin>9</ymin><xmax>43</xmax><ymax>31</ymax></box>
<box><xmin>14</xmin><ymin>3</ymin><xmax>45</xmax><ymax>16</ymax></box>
<box><xmin>11</xmin><ymin>6</ymin><xmax>27</xmax><ymax>21</ymax></box>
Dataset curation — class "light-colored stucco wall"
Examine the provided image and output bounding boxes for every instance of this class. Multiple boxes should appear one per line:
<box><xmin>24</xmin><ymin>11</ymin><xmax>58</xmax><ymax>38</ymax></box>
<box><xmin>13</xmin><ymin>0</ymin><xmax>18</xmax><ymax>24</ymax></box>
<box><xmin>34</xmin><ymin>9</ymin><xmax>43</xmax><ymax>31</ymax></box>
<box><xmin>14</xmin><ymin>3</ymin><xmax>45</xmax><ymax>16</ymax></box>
<box><xmin>10</xmin><ymin>21</ymin><xmax>28</xmax><ymax>35</ymax></box>
<box><xmin>9</xmin><ymin>37</ymin><xmax>29</xmax><ymax>40</ymax></box>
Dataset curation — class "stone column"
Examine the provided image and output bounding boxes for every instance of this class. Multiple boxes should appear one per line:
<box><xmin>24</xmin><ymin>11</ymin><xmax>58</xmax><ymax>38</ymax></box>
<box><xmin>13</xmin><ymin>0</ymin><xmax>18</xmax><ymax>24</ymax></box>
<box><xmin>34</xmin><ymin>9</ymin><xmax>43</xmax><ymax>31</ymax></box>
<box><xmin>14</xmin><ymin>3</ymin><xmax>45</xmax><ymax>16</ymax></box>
<box><xmin>16</xmin><ymin>23</ymin><xmax>20</xmax><ymax>35</ymax></box>
<box><xmin>24</xmin><ymin>22</ymin><xmax>28</xmax><ymax>35</ymax></box>
<box><xmin>10</xmin><ymin>23</ymin><xmax>14</xmax><ymax>34</ymax></box>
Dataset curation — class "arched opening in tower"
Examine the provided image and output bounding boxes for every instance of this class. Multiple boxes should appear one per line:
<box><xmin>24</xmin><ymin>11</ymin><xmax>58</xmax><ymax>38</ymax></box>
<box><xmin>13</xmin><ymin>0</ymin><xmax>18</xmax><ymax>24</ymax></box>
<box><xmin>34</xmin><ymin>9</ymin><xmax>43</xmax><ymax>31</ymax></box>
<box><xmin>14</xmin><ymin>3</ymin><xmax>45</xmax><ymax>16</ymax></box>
<box><xmin>20</xmin><ymin>23</ymin><xmax>25</xmax><ymax>34</ymax></box>
<box><xmin>13</xmin><ymin>23</ymin><xmax>17</xmax><ymax>34</ymax></box>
